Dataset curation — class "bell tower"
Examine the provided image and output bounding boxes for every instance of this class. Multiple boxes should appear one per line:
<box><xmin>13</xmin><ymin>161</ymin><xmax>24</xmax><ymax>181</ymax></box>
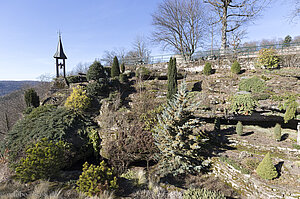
<box><xmin>53</xmin><ymin>32</ymin><xmax>67</xmax><ymax>78</ymax></box>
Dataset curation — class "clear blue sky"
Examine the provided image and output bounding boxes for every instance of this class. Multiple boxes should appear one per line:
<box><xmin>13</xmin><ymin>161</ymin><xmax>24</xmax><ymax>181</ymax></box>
<box><xmin>0</xmin><ymin>0</ymin><xmax>299</xmax><ymax>80</ymax></box>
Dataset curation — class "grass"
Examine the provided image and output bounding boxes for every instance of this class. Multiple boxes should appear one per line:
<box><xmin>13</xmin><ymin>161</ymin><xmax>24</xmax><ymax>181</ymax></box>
<box><xmin>219</xmin><ymin>156</ymin><xmax>251</xmax><ymax>175</ymax></box>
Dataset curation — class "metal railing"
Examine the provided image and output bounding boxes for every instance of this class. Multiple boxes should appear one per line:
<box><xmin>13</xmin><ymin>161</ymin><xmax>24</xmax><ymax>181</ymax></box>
<box><xmin>121</xmin><ymin>42</ymin><xmax>300</xmax><ymax>65</ymax></box>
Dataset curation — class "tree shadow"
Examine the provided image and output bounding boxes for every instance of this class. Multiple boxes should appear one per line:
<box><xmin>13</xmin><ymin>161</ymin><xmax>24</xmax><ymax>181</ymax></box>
<box><xmin>275</xmin><ymin>161</ymin><xmax>284</xmax><ymax>178</ymax></box>
<box><xmin>281</xmin><ymin>133</ymin><xmax>289</xmax><ymax>141</ymax></box>
<box><xmin>242</xmin><ymin>131</ymin><xmax>254</xmax><ymax>136</ymax></box>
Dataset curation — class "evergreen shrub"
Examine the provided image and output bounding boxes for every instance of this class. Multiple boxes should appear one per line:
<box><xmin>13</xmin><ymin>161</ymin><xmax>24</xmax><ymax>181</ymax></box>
<box><xmin>230</xmin><ymin>94</ymin><xmax>258</xmax><ymax>115</ymax></box>
<box><xmin>238</xmin><ymin>76</ymin><xmax>266</xmax><ymax>93</ymax></box>
<box><xmin>183</xmin><ymin>188</ymin><xmax>226</xmax><ymax>199</ymax></box>
<box><xmin>119</xmin><ymin>73</ymin><xmax>128</xmax><ymax>83</ymax></box>
<box><xmin>136</xmin><ymin>66</ymin><xmax>151</xmax><ymax>79</ymax></box>
<box><xmin>231</xmin><ymin>60</ymin><xmax>241</xmax><ymax>74</ymax></box>
<box><xmin>111</xmin><ymin>56</ymin><xmax>120</xmax><ymax>77</ymax></box>
<box><xmin>121</xmin><ymin>63</ymin><xmax>125</xmax><ymax>73</ymax></box>
<box><xmin>86</xmin><ymin>61</ymin><xmax>107</xmax><ymax>81</ymax></box>
<box><xmin>66</xmin><ymin>75</ymin><xmax>87</xmax><ymax>83</ymax></box>
<box><xmin>236</xmin><ymin>121</ymin><xmax>243</xmax><ymax>136</ymax></box>
<box><xmin>76</xmin><ymin>161</ymin><xmax>118</xmax><ymax>197</ymax></box>
<box><xmin>274</xmin><ymin>123</ymin><xmax>281</xmax><ymax>141</ymax></box>
<box><xmin>5</xmin><ymin>105</ymin><xmax>99</xmax><ymax>164</ymax></box>
<box><xmin>86</xmin><ymin>80</ymin><xmax>109</xmax><ymax>97</ymax></box>
<box><xmin>15</xmin><ymin>138</ymin><xmax>70</xmax><ymax>182</ymax></box>
<box><xmin>256</xmin><ymin>152</ymin><xmax>278</xmax><ymax>180</ymax></box>
<box><xmin>24</xmin><ymin>88</ymin><xmax>40</xmax><ymax>108</ymax></box>
<box><xmin>203</xmin><ymin>62</ymin><xmax>212</xmax><ymax>75</ymax></box>
<box><xmin>167</xmin><ymin>57</ymin><xmax>177</xmax><ymax>99</ymax></box>
<box><xmin>258</xmin><ymin>48</ymin><xmax>280</xmax><ymax>69</ymax></box>
<box><xmin>153</xmin><ymin>82</ymin><xmax>209</xmax><ymax>177</ymax></box>
<box><xmin>65</xmin><ymin>86</ymin><xmax>91</xmax><ymax>112</ymax></box>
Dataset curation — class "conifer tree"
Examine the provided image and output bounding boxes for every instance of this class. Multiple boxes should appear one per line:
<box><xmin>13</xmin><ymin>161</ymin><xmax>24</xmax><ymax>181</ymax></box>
<box><xmin>24</xmin><ymin>88</ymin><xmax>40</xmax><ymax>108</ymax></box>
<box><xmin>167</xmin><ymin>57</ymin><xmax>177</xmax><ymax>99</ymax></box>
<box><xmin>153</xmin><ymin>82</ymin><xmax>208</xmax><ymax>176</ymax></box>
<box><xmin>111</xmin><ymin>56</ymin><xmax>120</xmax><ymax>77</ymax></box>
<box><xmin>120</xmin><ymin>63</ymin><xmax>125</xmax><ymax>73</ymax></box>
<box><xmin>256</xmin><ymin>152</ymin><xmax>278</xmax><ymax>180</ymax></box>
<box><xmin>274</xmin><ymin>123</ymin><xmax>281</xmax><ymax>141</ymax></box>
<box><xmin>236</xmin><ymin>121</ymin><xmax>243</xmax><ymax>136</ymax></box>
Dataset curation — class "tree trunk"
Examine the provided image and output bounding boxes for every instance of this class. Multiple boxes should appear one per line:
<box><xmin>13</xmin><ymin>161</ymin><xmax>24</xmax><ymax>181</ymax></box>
<box><xmin>221</xmin><ymin>2</ymin><xmax>228</xmax><ymax>53</ymax></box>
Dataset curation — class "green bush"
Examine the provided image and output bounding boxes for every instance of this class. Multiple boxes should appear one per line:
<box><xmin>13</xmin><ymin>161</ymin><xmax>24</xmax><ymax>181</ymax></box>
<box><xmin>203</xmin><ymin>62</ymin><xmax>212</xmax><ymax>75</ymax></box>
<box><xmin>15</xmin><ymin>138</ymin><xmax>70</xmax><ymax>182</ymax></box>
<box><xmin>111</xmin><ymin>56</ymin><xmax>120</xmax><ymax>77</ymax></box>
<box><xmin>167</xmin><ymin>57</ymin><xmax>177</xmax><ymax>99</ymax></box>
<box><xmin>121</xmin><ymin>63</ymin><xmax>125</xmax><ymax>73</ymax></box>
<box><xmin>66</xmin><ymin>75</ymin><xmax>87</xmax><ymax>83</ymax></box>
<box><xmin>282</xmin><ymin>94</ymin><xmax>298</xmax><ymax>123</ymax></box>
<box><xmin>119</xmin><ymin>73</ymin><xmax>128</xmax><ymax>83</ymax></box>
<box><xmin>231</xmin><ymin>61</ymin><xmax>241</xmax><ymax>74</ymax></box>
<box><xmin>136</xmin><ymin>66</ymin><xmax>151</xmax><ymax>79</ymax></box>
<box><xmin>230</xmin><ymin>94</ymin><xmax>258</xmax><ymax>115</ymax></box>
<box><xmin>236</xmin><ymin>121</ymin><xmax>243</xmax><ymax>136</ymax></box>
<box><xmin>76</xmin><ymin>161</ymin><xmax>118</xmax><ymax>197</ymax></box>
<box><xmin>4</xmin><ymin>105</ymin><xmax>99</xmax><ymax>164</ymax></box>
<box><xmin>65</xmin><ymin>86</ymin><xmax>91</xmax><ymax>113</ymax></box>
<box><xmin>153</xmin><ymin>82</ymin><xmax>209</xmax><ymax>177</ymax></box>
<box><xmin>86</xmin><ymin>80</ymin><xmax>109</xmax><ymax>97</ymax></box>
<box><xmin>258</xmin><ymin>48</ymin><xmax>280</xmax><ymax>69</ymax></box>
<box><xmin>274</xmin><ymin>123</ymin><xmax>281</xmax><ymax>141</ymax></box>
<box><xmin>183</xmin><ymin>188</ymin><xmax>226</xmax><ymax>199</ymax></box>
<box><xmin>24</xmin><ymin>88</ymin><xmax>40</xmax><ymax>108</ymax></box>
<box><xmin>256</xmin><ymin>152</ymin><xmax>278</xmax><ymax>180</ymax></box>
<box><xmin>239</xmin><ymin>76</ymin><xmax>266</xmax><ymax>93</ymax></box>
<box><xmin>86</xmin><ymin>61</ymin><xmax>107</xmax><ymax>81</ymax></box>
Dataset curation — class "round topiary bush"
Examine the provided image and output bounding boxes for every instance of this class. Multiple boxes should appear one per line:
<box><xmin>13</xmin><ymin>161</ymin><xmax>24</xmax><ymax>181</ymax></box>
<box><xmin>256</xmin><ymin>152</ymin><xmax>278</xmax><ymax>180</ymax></box>
<box><xmin>236</xmin><ymin>121</ymin><xmax>243</xmax><ymax>136</ymax></box>
<box><xmin>274</xmin><ymin>123</ymin><xmax>281</xmax><ymax>141</ymax></box>
<box><xmin>203</xmin><ymin>62</ymin><xmax>212</xmax><ymax>76</ymax></box>
<box><xmin>86</xmin><ymin>61</ymin><xmax>107</xmax><ymax>81</ymax></box>
<box><xmin>231</xmin><ymin>61</ymin><xmax>241</xmax><ymax>74</ymax></box>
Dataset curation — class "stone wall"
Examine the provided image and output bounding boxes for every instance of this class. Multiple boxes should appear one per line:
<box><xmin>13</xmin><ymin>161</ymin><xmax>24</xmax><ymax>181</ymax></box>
<box><xmin>212</xmin><ymin>159</ymin><xmax>300</xmax><ymax>199</ymax></box>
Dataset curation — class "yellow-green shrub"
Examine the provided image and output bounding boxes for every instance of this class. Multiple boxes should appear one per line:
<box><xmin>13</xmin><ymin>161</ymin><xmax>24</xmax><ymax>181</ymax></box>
<box><xmin>65</xmin><ymin>86</ymin><xmax>91</xmax><ymax>112</ymax></box>
<box><xmin>76</xmin><ymin>161</ymin><xmax>118</xmax><ymax>197</ymax></box>
<box><xmin>256</xmin><ymin>152</ymin><xmax>278</xmax><ymax>180</ymax></box>
<box><xmin>230</xmin><ymin>94</ymin><xmax>258</xmax><ymax>115</ymax></box>
<box><xmin>257</xmin><ymin>48</ymin><xmax>280</xmax><ymax>69</ymax></box>
<box><xmin>15</xmin><ymin>138</ymin><xmax>70</xmax><ymax>182</ymax></box>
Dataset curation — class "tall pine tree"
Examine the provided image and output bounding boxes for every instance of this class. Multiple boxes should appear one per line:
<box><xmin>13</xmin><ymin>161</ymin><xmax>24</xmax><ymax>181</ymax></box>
<box><xmin>111</xmin><ymin>56</ymin><xmax>120</xmax><ymax>77</ymax></box>
<box><xmin>167</xmin><ymin>57</ymin><xmax>177</xmax><ymax>99</ymax></box>
<box><xmin>153</xmin><ymin>82</ymin><xmax>208</xmax><ymax>177</ymax></box>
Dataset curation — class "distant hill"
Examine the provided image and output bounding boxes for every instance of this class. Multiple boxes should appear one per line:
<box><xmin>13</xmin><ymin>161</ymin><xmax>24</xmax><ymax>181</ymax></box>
<box><xmin>0</xmin><ymin>81</ymin><xmax>39</xmax><ymax>96</ymax></box>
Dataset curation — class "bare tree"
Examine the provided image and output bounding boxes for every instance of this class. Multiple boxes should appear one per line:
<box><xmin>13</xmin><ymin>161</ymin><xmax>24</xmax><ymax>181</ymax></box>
<box><xmin>67</xmin><ymin>62</ymin><xmax>90</xmax><ymax>76</ymax></box>
<box><xmin>124</xmin><ymin>35</ymin><xmax>151</xmax><ymax>64</ymax></box>
<box><xmin>228</xmin><ymin>28</ymin><xmax>247</xmax><ymax>50</ymax></box>
<box><xmin>152</xmin><ymin>0</ymin><xmax>208</xmax><ymax>60</ymax></box>
<box><xmin>102</xmin><ymin>48</ymin><xmax>126</xmax><ymax>66</ymax></box>
<box><xmin>205</xmin><ymin>0</ymin><xmax>271</xmax><ymax>51</ymax></box>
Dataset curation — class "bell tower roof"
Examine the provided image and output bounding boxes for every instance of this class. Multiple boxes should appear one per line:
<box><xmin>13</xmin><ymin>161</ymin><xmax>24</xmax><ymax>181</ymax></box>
<box><xmin>54</xmin><ymin>33</ymin><xmax>67</xmax><ymax>59</ymax></box>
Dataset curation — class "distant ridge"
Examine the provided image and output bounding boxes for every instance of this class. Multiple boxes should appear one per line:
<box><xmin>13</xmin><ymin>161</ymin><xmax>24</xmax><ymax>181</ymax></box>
<box><xmin>0</xmin><ymin>81</ymin><xmax>39</xmax><ymax>97</ymax></box>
